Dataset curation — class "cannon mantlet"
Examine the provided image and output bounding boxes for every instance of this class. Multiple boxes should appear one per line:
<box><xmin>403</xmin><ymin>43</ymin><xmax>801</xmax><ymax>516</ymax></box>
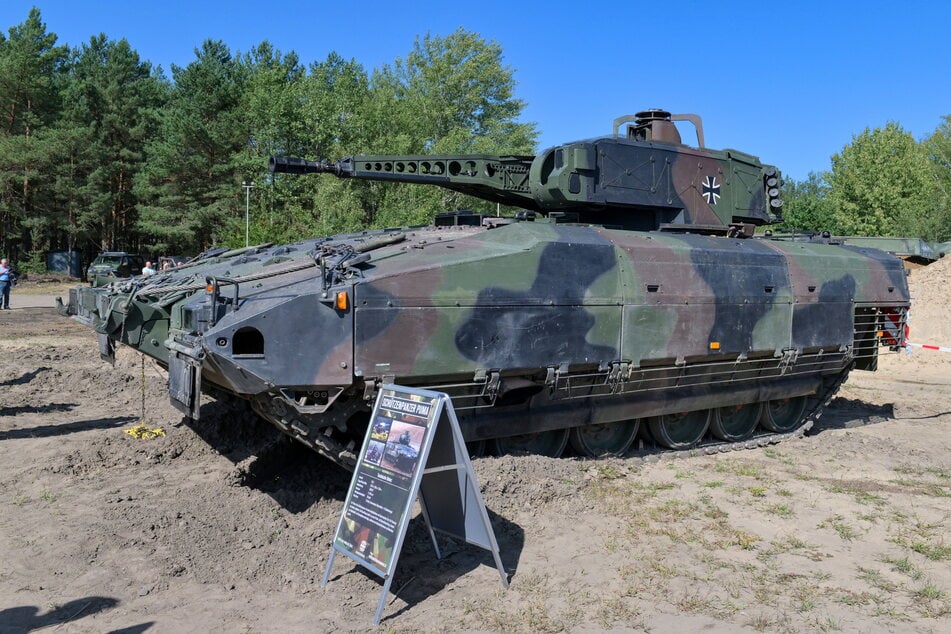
<box><xmin>270</xmin><ymin>110</ymin><xmax>784</xmax><ymax>233</ymax></box>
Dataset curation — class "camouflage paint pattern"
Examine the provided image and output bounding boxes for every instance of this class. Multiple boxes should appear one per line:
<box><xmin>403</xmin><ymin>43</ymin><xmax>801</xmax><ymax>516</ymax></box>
<box><xmin>63</xmin><ymin>217</ymin><xmax>908</xmax><ymax>430</ymax></box>
<box><xmin>61</xmin><ymin>110</ymin><xmax>910</xmax><ymax>457</ymax></box>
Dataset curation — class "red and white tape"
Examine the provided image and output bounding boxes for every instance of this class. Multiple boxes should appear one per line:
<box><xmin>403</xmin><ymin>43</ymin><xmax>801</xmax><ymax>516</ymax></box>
<box><xmin>905</xmin><ymin>342</ymin><xmax>951</xmax><ymax>353</ymax></box>
<box><xmin>902</xmin><ymin>310</ymin><xmax>950</xmax><ymax>352</ymax></box>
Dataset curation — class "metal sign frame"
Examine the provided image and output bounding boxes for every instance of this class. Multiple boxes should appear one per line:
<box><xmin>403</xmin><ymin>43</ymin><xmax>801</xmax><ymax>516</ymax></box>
<box><xmin>322</xmin><ymin>385</ymin><xmax>507</xmax><ymax>625</ymax></box>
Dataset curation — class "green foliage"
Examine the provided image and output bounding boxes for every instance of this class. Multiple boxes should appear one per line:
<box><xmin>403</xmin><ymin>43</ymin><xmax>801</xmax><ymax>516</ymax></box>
<box><xmin>135</xmin><ymin>39</ymin><xmax>249</xmax><ymax>254</ymax></box>
<box><xmin>54</xmin><ymin>34</ymin><xmax>167</xmax><ymax>253</ymax></box>
<box><xmin>7</xmin><ymin>6</ymin><xmax>948</xmax><ymax>268</ymax></box>
<box><xmin>921</xmin><ymin>116</ymin><xmax>951</xmax><ymax>242</ymax></box>
<box><xmin>0</xmin><ymin>8</ymin><xmax>66</xmax><ymax>134</ymax></box>
<box><xmin>373</xmin><ymin>29</ymin><xmax>536</xmax><ymax>155</ymax></box>
<box><xmin>18</xmin><ymin>247</ymin><xmax>45</xmax><ymax>274</ymax></box>
<box><xmin>130</xmin><ymin>29</ymin><xmax>538</xmax><ymax>253</ymax></box>
<box><xmin>828</xmin><ymin>122</ymin><xmax>937</xmax><ymax>240</ymax></box>
<box><xmin>259</xmin><ymin>50</ymin><xmax>374</xmax><ymax>241</ymax></box>
<box><xmin>0</xmin><ymin>7</ymin><xmax>68</xmax><ymax>261</ymax></box>
<box><xmin>228</xmin><ymin>42</ymin><xmax>308</xmax><ymax>248</ymax></box>
<box><xmin>780</xmin><ymin>171</ymin><xmax>837</xmax><ymax>233</ymax></box>
<box><xmin>359</xmin><ymin>30</ymin><xmax>537</xmax><ymax>226</ymax></box>
<box><xmin>254</xmin><ymin>30</ymin><xmax>538</xmax><ymax>238</ymax></box>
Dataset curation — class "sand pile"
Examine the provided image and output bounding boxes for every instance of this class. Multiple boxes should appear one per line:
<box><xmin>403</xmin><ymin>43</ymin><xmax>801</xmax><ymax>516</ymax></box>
<box><xmin>877</xmin><ymin>255</ymin><xmax>951</xmax><ymax>371</ymax></box>
<box><xmin>907</xmin><ymin>255</ymin><xmax>951</xmax><ymax>347</ymax></box>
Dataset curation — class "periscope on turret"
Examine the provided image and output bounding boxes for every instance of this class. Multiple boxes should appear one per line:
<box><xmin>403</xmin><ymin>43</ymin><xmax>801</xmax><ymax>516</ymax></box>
<box><xmin>59</xmin><ymin>110</ymin><xmax>910</xmax><ymax>465</ymax></box>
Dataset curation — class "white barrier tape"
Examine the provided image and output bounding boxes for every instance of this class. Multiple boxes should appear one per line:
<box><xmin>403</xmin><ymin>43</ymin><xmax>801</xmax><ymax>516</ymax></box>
<box><xmin>906</xmin><ymin>342</ymin><xmax>951</xmax><ymax>353</ymax></box>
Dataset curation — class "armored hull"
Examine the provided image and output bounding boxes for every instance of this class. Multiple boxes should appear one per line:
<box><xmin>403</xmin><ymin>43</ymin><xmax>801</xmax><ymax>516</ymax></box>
<box><xmin>62</xmin><ymin>217</ymin><xmax>909</xmax><ymax>464</ymax></box>
<box><xmin>62</xmin><ymin>110</ymin><xmax>912</xmax><ymax>463</ymax></box>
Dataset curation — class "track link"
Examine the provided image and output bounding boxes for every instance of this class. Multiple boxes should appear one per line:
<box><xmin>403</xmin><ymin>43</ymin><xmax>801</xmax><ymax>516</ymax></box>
<box><xmin>255</xmin><ymin>369</ymin><xmax>852</xmax><ymax>470</ymax></box>
<box><xmin>623</xmin><ymin>370</ymin><xmax>849</xmax><ymax>464</ymax></box>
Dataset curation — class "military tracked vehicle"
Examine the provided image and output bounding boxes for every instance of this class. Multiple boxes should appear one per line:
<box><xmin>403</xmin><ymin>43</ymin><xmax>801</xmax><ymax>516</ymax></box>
<box><xmin>86</xmin><ymin>252</ymin><xmax>145</xmax><ymax>285</ymax></box>
<box><xmin>60</xmin><ymin>110</ymin><xmax>910</xmax><ymax>465</ymax></box>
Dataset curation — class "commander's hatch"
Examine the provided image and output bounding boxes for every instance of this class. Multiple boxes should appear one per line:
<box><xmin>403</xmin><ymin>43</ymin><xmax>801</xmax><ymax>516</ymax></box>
<box><xmin>614</xmin><ymin>109</ymin><xmax>705</xmax><ymax>148</ymax></box>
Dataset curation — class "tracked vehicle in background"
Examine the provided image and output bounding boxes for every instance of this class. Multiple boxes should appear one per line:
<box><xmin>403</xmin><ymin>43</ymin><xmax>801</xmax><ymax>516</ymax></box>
<box><xmin>61</xmin><ymin>110</ymin><xmax>910</xmax><ymax>465</ymax></box>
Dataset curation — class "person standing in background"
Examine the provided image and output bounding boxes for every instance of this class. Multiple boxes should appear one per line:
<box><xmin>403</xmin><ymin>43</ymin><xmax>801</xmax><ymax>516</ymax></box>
<box><xmin>0</xmin><ymin>258</ymin><xmax>14</xmax><ymax>309</ymax></box>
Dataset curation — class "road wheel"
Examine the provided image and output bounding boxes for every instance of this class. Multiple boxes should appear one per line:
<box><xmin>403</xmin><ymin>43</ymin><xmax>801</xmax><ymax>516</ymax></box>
<box><xmin>647</xmin><ymin>409</ymin><xmax>711</xmax><ymax>449</ymax></box>
<box><xmin>493</xmin><ymin>429</ymin><xmax>569</xmax><ymax>458</ymax></box>
<box><xmin>759</xmin><ymin>396</ymin><xmax>807</xmax><ymax>433</ymax></box>
<box><xmin>466</xmin><ymin>439</ymin><xmax>486</xmax><ymax>458</ymax></box>
<box><xmin>710</xmin><ymin>402</ymin><xmax>763</xmax><ymax>442</ymax></box>
<box><xmin>569</xmin><ymin>420</ymin><xmax>639</xmax><ymax>457</ymax></box>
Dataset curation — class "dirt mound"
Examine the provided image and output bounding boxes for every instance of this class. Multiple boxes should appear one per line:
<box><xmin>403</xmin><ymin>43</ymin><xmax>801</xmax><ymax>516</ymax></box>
<box><xmin>877</xmin><ymin>256</ymin><xmax>951</xmax><ymax>373</ymax></box>
<box><xmin>1</xmin><ymin>288</ymin><xmax>948</xmax><ymax>631</ymax></box>
<box><xmin>907</xmin><ymin>255</ymin><xmax>951</xmax><ymax>347</ymax></box>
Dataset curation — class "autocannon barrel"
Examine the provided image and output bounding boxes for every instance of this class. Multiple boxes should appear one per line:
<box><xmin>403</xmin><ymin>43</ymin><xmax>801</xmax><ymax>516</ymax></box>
<box><xmin>269</xmin><ymin>156</ymin><xmax>343</xmax><ymax>175</ymax></box>
<box><xmin>270</xmin><ymin>153</ymin><xmax>539</xmax><ymax>210</ymax></box>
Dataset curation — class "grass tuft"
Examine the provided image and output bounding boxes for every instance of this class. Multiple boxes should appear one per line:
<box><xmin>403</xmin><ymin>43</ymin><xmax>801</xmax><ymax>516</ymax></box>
<box><xmin>882</xmin><ymin>555</ymin><xmax>922</xmax><ymax>580</ymax></box>
<box><xmin>819</xmin><ymin>515</ymin><xmax>861</xmax><ymax>541</ymax></box>
<box><xmin>766</xmin><ymin>503</ymin><xmax>793</xmax><ymax>518</ymax></box>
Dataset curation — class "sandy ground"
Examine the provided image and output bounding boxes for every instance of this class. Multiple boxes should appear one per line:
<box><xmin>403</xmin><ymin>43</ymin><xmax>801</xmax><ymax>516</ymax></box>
<box><xmin>0</xmin><ymin>263</ymin><xmax>949</xmax><ymax>633</ymax></box>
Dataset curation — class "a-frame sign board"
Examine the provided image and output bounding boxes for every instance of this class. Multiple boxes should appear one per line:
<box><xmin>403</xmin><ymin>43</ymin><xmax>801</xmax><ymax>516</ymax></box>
<box><xmin>322</xmin><ymin>385</ymin><xmax>508</xmax><ymax>625</ymax></box>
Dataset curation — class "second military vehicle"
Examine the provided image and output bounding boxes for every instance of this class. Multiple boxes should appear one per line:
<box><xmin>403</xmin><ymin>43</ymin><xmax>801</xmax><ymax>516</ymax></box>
<box><xmin>61</xmin><ymin>110</ymin><xmax>910</xmax><ymax>465</ymax></box>
<box><xmin>86</xmin><ymin>252</ymin><xmax>145</xmax><ymax>286</ymax></box>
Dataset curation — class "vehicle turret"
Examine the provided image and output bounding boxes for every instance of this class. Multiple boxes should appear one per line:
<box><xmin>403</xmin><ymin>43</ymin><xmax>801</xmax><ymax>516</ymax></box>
<box><xmin>270</xmin><ymin>110</ymin><xmax>784</xmax><ymax>234</ymax></box>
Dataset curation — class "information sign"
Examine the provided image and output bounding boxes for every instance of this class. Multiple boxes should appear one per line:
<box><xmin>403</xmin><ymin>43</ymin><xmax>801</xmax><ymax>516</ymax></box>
<box><xmin>322</xmin><ymin>385</ymin><xmax>507</xmax><ymax>625</ymax></box>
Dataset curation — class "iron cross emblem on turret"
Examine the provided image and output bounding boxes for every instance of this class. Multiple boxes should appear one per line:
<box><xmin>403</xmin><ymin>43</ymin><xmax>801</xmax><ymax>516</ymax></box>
<box><xmin>702</xmin><ymin>175</ymin><xmax>721</xmax><ymax>205</ymax></box>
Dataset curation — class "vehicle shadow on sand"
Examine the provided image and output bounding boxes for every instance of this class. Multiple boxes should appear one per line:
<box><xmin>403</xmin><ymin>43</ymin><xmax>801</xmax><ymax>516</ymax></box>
<box><xmin>232</xmin><ymin>438</ymin><xmax>351</xmax><ymax>513</ymax></box>
<box><xmin>811</xmin><ymin>395</ymin><xmax>951</xmax><ymax>433</ymax></box>
<box><xmin>0</xmin><ymin>596</ymin><xmax>121</xmax><ymax>633</ymax></box>
<box><xmin>808</xmin><ymin>396</ymin><xmax>896</xmax><ymax>433</ymax></box>
<box><xmin>327</xmin><ymin>509</ymin><xmax>525</xmax><ymax>624</ymax></box>
<box><xmin>0</xmin><ymin>367</ymin><xmax>51</xmax><ymax>387</ymax></box>
<box><xmin>181</xmin><ymin>398</ymin><xmax>527</xmax><ymax>610</ymax></box>
<box><xmin>178</xmin><ymin>399</ymin><xmax>351</xmax><ymax>513</ymax></box>
<box><xmin>0</xmin><ymin>415</ymin><xmax>135</xmax><ymax>440</ymax></box>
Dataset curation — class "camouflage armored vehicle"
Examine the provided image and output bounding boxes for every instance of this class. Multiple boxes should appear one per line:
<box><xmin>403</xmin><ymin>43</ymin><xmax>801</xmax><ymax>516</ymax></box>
<box><xmin>384</xmin><ymin>434</ymin><xmax>419</xmax><ymax>471</ymax></box>
<box><xmin>86</xmin><ymin>251</ymin><xmax>145</xmax><ymax>286</ymax></box>
<box><xmin>770</xmin><ymin>234</ymin><xmax>944</xmax><ymax>267</ymax></box>
<box><xmin>60</xmin><ymin>110</ymin><xmax>910</xmax><ymax>464</ymax></box>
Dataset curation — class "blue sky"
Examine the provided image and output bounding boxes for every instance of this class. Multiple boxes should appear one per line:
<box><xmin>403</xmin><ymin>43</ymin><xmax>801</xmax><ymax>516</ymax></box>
<box><xmin>3</xmin><ymin>1</ymin><xmax>950</xmax><ymax>181</ymax></box>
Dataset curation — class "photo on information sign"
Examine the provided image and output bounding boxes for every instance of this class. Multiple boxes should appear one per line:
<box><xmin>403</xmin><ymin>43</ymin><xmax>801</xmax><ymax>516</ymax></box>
<box><xmin>370</xmin><ymin>417</ymin><xmax>391</xmax><ymax>442</ymax></box>
<box><xmin>364</xmin><ymin>439</ymin><xmax>385</xmax><ymax>465</ymax></box>
<box><xmin>381</xmin><ymin>419</ymin><xmax>425</xmax><ymax>477</ymax></box>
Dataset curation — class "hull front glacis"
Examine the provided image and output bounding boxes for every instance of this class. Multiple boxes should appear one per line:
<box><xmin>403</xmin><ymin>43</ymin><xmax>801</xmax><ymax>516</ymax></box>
<box><xmin>62</xmin><ymin>241</ymin><xmax>358</xmax><ymax>440</ymax></box>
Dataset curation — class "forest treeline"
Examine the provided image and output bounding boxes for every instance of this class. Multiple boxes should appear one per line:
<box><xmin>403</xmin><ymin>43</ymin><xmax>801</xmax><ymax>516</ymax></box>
<box><xmin>1</xmin><ymin>8</ymin><xmax>949</xmax><ymax>273</ymax></box>
<box><xmin>0</xmin><ymin>8</ymin><xmax>537</xmax><ymax>271</ymax></box>
<box><xmin>781</xmin><ymin>120</ymin><xmax>951</xmax><ymax>243</ymax></box>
